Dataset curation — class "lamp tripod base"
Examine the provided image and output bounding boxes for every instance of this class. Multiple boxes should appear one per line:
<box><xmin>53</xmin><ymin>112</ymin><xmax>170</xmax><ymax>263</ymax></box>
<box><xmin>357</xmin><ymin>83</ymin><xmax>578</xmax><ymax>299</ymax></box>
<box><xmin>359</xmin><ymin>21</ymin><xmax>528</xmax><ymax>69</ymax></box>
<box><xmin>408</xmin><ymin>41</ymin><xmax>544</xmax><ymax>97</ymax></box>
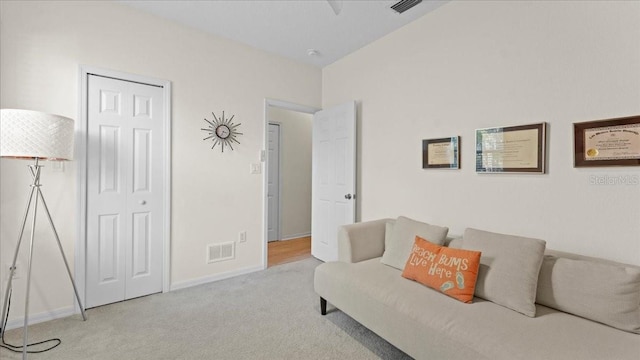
<box><xmin>0</xmin><ymin>159</ymin><xmax>87</xmax><ymax>359</ymax></box>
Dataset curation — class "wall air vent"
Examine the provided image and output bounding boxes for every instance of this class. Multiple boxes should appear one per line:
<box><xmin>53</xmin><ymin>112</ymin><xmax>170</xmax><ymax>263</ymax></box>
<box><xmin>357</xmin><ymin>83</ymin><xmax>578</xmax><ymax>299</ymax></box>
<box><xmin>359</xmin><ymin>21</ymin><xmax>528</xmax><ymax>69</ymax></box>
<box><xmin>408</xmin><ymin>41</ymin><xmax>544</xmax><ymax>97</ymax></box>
<box><xmin>207</xmin><ymin>241</ymin><xmax>235</xmax><ymax>263</ymax></box>
<box><xmin>390</xmin><ymin>0</ymin><xmax>423</xmax><ymax>14</ymax></box>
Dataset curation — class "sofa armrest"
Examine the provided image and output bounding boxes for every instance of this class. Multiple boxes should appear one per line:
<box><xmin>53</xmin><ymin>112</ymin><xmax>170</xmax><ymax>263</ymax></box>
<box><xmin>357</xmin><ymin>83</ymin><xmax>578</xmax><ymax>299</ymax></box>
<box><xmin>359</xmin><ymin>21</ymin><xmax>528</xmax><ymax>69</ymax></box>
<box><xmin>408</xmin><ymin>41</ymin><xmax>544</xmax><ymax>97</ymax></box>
<box><xmin>337</xmin><ymin>218</ymin><xmax>391</xmax><ymax>263</ymax></box>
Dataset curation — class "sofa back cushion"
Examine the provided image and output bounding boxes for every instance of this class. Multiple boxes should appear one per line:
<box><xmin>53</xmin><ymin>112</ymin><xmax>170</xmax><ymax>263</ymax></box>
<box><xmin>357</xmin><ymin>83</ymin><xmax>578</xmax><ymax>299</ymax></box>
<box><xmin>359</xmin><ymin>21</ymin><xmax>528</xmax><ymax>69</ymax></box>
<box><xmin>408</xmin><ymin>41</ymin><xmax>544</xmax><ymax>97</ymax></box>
<box><xmin>402</xmin><ymin>237</ymin><xmax>481</xmax><ymax>303</ymax></box>
<box><xmin>381</xmin><ymin>216</ymin><xmax>449</xmax><ymax>270</ymax></box>
<box><xmin>461</xmin><ymin>228</ymin><xmax>546</xmax><ymax>317</ymax></box>
<box><xmin>537</xmin><ymin>253</ymin><xmax>640</xmax><ymax>334</ymax></box>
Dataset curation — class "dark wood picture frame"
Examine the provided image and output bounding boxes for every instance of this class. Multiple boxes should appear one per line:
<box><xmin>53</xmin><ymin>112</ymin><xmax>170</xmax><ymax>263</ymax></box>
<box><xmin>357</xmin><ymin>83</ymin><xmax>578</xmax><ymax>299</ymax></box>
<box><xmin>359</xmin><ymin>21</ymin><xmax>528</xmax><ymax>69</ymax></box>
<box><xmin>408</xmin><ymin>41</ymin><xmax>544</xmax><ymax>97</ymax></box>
<box><xmin>422</xmin><ymin>136</ymin><xmax>460</xmax><ymax>169</ymax></box>
<box><xmin>573</xmin><ymin>115</ymin><xmax>640</xmax><ymax>167</ymax></box>
<box><xmin>475</xmin><ymin>122</ymin><xmax>546</xmax><ymax>173</ymax></box>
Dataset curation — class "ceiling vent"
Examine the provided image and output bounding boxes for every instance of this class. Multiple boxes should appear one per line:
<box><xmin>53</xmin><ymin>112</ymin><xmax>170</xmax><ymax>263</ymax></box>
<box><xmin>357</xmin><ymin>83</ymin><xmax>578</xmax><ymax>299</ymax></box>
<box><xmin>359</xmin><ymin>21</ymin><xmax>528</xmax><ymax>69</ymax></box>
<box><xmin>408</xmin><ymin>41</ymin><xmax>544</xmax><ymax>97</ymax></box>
<box><xmin>390</xmin><ymin>0</ymin><xmax>423</xmax><ymax>14</ymax></box>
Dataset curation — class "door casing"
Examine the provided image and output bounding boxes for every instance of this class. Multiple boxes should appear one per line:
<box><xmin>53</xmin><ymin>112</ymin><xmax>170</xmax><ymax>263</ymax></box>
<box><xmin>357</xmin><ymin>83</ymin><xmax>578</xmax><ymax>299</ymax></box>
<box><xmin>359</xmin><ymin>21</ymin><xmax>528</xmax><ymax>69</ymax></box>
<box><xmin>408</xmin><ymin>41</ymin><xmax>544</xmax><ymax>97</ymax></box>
<box><xmin>76</xmin><ymin>66</ymin><xmax>172</xmax><ymax>311</ymax></box>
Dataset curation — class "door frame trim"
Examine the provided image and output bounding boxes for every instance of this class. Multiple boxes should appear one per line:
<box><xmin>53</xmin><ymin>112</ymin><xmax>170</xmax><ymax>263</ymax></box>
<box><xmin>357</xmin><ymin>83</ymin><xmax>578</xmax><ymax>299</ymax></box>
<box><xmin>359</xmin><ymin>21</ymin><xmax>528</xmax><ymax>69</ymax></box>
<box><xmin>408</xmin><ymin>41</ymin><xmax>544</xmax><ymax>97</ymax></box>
<box><xmin>76</xmin><ymin>66</ymin><xmax>172</xmax><ymax>310</ymax></box>
<box><xmin>262</xmin><ymin>99</ymin><xmax>319</xmax><ymax>269</ymax></box>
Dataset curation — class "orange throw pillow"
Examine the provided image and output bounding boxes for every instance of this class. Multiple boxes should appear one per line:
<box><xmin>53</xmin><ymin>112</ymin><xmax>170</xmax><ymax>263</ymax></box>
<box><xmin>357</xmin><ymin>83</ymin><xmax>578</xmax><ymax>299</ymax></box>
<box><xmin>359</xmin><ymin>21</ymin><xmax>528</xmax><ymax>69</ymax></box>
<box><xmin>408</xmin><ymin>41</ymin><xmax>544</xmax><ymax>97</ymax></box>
<box><xmin>402</xmin><ymin>236</ymin><xmax>481</xmax><ymax>303</ymax></box>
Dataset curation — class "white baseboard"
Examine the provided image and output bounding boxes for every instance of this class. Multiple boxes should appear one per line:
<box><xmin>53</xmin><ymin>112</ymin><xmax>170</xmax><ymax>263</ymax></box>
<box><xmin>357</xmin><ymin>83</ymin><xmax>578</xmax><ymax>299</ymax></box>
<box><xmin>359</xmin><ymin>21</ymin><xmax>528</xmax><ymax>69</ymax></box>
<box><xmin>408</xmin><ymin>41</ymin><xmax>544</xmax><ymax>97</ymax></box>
<box><xmin>4</xmin><ymin>306</ymin><xmax>77</xmax><ymax>331</ymax></box>
<box><xmin>170</xmin><ymin>265</ymin><xmax>263</xmax><ymax>292</ymax></box>
<box><xmin>280</xmin><ymin>232</ymin><xmax>311</xmax><ymax>241</ymax></box>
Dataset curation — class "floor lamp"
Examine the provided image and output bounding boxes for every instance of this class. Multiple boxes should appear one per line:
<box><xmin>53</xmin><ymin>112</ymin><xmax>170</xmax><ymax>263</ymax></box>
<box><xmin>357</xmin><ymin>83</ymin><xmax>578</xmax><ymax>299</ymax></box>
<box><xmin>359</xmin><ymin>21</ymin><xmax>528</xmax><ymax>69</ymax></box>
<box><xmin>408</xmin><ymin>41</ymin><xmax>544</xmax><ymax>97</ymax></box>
<box><xmin>0</xmin><ymin>109</ymin><xmax>87</xmax><ymax>359</ymax></box>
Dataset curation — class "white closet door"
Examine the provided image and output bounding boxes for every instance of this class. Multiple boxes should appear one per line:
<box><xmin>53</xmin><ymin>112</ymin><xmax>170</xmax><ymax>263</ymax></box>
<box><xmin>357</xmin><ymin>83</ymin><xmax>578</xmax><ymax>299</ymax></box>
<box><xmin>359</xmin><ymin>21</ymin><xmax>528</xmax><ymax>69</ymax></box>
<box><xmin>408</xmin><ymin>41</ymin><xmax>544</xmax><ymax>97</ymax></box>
<box><xmin>86</xmin><ymin>75</ymin><xmax>164</xmax><ymax>308</ymax></box>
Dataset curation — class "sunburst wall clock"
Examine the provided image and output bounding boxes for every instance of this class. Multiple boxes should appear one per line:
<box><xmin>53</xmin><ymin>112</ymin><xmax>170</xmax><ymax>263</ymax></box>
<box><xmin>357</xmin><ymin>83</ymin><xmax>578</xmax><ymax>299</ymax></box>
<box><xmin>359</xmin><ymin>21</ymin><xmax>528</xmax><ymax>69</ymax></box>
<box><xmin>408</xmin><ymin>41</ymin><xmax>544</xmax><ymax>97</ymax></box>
<box><xmin>201</xmin><ymin>111</ymin><xmax>243</xmax><ymax>152</ymax></box>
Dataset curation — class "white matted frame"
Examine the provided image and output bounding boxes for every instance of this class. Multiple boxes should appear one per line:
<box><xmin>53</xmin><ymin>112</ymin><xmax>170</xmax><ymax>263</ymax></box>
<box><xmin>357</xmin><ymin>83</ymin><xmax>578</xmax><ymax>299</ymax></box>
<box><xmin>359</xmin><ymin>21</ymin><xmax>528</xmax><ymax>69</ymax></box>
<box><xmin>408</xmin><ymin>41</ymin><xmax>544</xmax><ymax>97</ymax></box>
<box><xmin>76</xmin><ymin>66</ymin><xmax>172</xmax><ymax>311</ymax></box>
<box><xmin>475</xmin><ymin>122</ymin><xmax>546</xmax><ymax>174</ymax></box>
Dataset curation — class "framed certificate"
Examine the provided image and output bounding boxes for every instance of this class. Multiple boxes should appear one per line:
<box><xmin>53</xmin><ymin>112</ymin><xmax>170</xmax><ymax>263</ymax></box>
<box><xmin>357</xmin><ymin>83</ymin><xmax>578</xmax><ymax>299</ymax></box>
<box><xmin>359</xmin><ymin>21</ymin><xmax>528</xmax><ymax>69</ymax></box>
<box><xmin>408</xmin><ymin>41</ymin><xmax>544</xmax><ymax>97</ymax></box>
<box><xmin>476</xmin><ymin>123</ymin><xmax>546</xmax><ymax>173</ymax></box>
<box><xmin>422</xmin><ymin>136</ymin><xmax>460</xmax><ymax>169</ymax></box>
<box><xmin>574</xmin><ymin>115</ymin><xmax>640</xmax><ymax>167</ymax></box>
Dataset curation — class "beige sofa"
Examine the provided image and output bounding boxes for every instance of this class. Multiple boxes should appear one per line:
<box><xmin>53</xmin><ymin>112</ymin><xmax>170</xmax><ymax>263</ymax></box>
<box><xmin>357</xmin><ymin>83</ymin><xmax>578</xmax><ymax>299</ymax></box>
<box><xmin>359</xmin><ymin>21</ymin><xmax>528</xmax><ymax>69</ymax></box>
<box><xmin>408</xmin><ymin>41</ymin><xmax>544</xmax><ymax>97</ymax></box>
<box><xmin>314</xmin><ymin>218</ymin><xmax>640</xmax><ymax>360</ymax></box>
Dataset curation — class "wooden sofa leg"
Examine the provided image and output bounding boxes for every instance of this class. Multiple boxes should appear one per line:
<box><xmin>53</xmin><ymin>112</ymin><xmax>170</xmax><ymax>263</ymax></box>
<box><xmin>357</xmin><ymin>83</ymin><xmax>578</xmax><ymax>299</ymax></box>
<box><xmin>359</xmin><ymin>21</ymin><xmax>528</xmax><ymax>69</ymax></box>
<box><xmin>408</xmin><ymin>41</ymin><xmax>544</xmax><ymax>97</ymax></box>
<box><xmin>320</xmin><ymin>297</ymin><xmax>327</xmax><ymax>315</ymax></box>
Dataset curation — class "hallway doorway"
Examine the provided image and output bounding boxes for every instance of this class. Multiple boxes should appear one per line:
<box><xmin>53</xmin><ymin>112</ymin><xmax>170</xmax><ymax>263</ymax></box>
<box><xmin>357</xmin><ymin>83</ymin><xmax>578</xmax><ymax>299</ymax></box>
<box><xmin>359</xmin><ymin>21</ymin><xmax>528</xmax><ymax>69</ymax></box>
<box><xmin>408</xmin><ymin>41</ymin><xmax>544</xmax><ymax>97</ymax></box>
<box><xmin>263</xmin><ymin>100</ymin><xmax>319</xmax><ymax>268</ymax></box>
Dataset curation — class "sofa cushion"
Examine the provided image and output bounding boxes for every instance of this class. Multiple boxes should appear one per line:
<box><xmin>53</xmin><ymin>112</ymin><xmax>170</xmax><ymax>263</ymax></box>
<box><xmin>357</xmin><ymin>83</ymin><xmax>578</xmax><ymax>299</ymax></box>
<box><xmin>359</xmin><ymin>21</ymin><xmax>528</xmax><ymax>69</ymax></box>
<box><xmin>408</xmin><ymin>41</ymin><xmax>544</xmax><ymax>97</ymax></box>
<box><xmin>461</xmin><ymin>228</ymin><xmax>546</xmax><ymax>317</ymax></box>
<box><xmin>537</xmin><ymin>254</ymin><xmax>640</xmax><ymax>334</ymax></box>
<box><xmin>402</xmin><ymin>237</ymin><xmax>481</xmax><ymax>303</ymax></box>
<box><xmin>381</xmin><ymin>216</ymin><xmax>448</xmax><ymax>270</ymax></box>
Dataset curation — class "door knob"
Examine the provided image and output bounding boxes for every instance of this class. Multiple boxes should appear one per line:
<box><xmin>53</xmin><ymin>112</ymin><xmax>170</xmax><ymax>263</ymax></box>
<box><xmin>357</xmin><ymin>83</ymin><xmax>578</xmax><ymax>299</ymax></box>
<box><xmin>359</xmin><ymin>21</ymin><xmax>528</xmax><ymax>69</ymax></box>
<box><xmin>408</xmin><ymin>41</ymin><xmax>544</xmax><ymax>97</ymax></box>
<box><xmin>139</xmin><ymin>200</ymin><xmax>147</xmax><ymax>205</ymax></box>
<box><xmin>345</xmin><ymin>194</ymin><xmax>352</xmax><ymax>200</ymax></box>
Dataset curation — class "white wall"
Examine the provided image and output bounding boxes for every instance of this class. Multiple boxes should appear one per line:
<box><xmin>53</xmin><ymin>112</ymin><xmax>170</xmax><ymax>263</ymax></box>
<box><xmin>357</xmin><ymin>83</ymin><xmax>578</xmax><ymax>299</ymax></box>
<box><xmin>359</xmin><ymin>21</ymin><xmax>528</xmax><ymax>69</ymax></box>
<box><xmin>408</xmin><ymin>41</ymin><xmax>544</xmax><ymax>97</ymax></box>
<box><xmin>268</xmin><ymin>107</ymin><xmax>313</xmax><ymax>240</ymax></box>
<box><xmin>323</xmin><ymin>0</ymin><xmax>640</xmax><ymax>265</ymax></box>
<box><xmin>0</xmin><ymin>1</ymin><xmax>320</xmax><ymax>322</ymax></box>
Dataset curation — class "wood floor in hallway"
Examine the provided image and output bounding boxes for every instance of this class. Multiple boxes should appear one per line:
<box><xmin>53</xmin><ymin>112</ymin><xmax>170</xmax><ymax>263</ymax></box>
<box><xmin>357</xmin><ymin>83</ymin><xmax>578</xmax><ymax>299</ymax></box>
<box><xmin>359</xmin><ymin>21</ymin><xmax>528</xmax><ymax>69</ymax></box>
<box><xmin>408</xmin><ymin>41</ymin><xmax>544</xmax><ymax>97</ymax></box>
<box><xmin>268</xmin><ymin>236</ymin><xmax>312</xmax><ymax>267</ymax></box>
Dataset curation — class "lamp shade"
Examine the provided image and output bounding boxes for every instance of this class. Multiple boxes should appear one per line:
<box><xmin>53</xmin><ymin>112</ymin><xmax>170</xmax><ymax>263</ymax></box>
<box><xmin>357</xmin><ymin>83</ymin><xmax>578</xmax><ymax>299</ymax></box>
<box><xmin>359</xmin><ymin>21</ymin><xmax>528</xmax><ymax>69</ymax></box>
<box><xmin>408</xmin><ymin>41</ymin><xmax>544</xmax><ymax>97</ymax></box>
<box><xmin>0</xmin><ymin>109</ymin><xmax>75</xmax><ymax>160</ymax></box>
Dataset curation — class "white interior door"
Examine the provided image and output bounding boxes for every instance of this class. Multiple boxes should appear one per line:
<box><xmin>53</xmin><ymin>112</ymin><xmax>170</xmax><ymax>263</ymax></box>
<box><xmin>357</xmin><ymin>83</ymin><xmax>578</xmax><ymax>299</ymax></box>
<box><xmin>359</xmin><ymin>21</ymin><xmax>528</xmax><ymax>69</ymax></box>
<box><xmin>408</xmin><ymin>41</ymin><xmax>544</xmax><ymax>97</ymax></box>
<box><xmin>86</xmin><ymin>74</ymin><xmax>164</xmax><ymax>308</ymax></box>
<box><xmin>311</xmin><ymin>101</ymin><xmax>356</xmax><ymax>262</ymax></box>
<box><xmin>267</xmin><ymin>123</ymin><xmax>281</xmax><ymax>242</ymax></box>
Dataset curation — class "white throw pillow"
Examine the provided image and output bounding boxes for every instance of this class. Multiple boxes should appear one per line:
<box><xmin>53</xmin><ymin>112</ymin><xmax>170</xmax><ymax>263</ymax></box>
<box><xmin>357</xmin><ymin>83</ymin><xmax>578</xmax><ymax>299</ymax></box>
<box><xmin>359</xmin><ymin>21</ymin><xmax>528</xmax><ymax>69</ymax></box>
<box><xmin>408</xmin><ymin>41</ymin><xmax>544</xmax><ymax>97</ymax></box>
<box><xmin>461</xmin><ymin>228</ymin><xmax>546</xmax><ymax>317</ymax></box>
<box><xmin>381</xmin><ymin>216</ymin><xmax>448</xmax><ymax>270</ymax></box>
<box><xmin>537</xmin><ymin>255</ymin><xmax>640</xmax><ymax>334</ymax></box>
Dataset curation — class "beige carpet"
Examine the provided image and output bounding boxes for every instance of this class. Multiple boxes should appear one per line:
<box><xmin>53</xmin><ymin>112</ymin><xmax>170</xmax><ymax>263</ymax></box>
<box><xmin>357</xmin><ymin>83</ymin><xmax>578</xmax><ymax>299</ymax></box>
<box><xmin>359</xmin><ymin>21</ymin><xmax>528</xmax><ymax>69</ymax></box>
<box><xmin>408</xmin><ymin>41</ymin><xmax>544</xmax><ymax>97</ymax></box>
<box><xmin>1</xmin><ymin>258</ymin><xmax>411</xmax><ymax>359</ymax></box>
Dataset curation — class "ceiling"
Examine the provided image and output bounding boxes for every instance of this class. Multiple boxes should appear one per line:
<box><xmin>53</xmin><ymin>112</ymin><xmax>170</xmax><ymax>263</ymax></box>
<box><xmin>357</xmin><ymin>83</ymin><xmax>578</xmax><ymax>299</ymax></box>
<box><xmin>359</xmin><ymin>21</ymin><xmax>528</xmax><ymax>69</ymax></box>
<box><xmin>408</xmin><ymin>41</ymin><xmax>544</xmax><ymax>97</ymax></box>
<box><xmin>119</xmin><ymin>0</ymin><xmax>448</xmax><ymax>68</ymax></box>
